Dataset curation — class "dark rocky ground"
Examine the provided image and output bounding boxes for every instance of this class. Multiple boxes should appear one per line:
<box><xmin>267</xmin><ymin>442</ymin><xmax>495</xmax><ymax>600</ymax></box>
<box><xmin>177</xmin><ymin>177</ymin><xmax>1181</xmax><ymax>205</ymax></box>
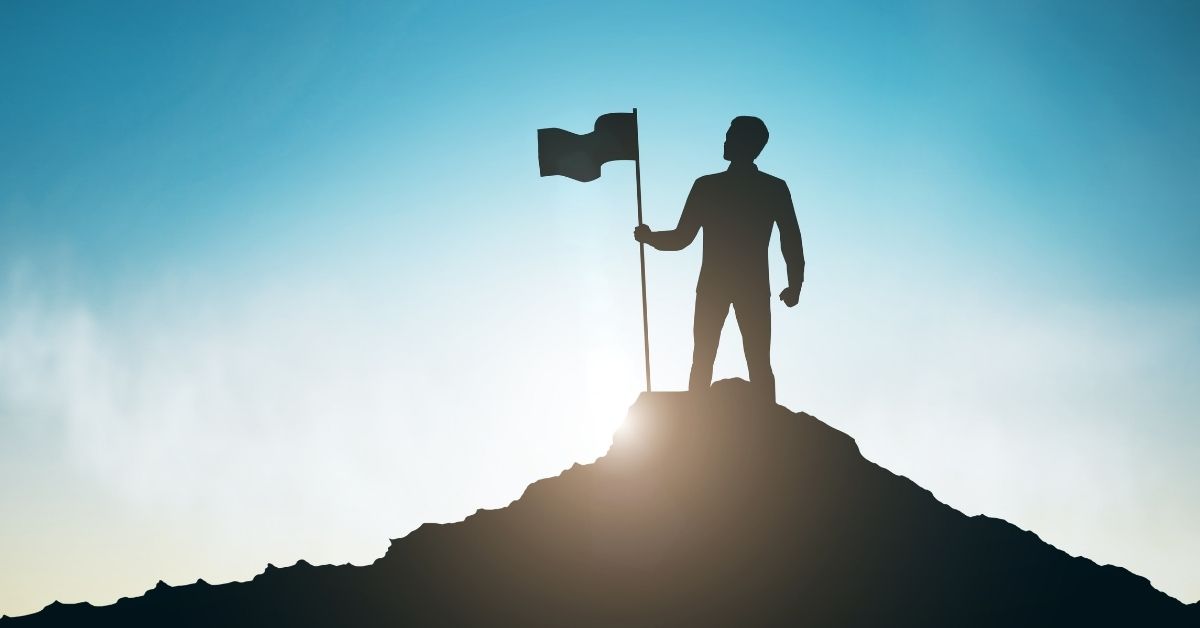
<box><xmin>7</xmin><ymin>378</ymin><xmax>1196</xmax><ymax>627</ymax></box>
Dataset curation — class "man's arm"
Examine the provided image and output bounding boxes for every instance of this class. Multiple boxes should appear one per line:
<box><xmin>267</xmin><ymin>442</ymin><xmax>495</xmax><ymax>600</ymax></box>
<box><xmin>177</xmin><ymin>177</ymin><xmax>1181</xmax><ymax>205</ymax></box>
<box><xmin>776</xmin><ymin>181</ymin><xmax>805</xmax><ymax>307</ymax></box>
<box><xmin>633</xmin><ymin>180</ymin><xmax>703</xmax><ymax>251</ymax></box>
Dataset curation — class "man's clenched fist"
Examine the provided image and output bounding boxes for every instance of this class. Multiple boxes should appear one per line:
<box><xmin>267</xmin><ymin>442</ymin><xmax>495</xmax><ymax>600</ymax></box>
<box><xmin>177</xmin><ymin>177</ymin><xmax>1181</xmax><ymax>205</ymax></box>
<box><xmin>779</xmin><ymin>284</ymin><xmax>801</xmax><ymax>307</ymax></box>
<box><xmin>633</xmin><ymin>224</ymin><xmax>652</xmax><ymax>243</ymax></box>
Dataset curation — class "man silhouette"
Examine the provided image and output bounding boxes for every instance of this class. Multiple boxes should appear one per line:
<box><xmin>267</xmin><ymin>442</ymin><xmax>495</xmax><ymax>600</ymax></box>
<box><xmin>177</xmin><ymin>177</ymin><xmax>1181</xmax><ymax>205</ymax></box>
<box><xmin>634</xmin><ymin>116</ymin><xmax>804</xmax><ymax>403</ymax></box>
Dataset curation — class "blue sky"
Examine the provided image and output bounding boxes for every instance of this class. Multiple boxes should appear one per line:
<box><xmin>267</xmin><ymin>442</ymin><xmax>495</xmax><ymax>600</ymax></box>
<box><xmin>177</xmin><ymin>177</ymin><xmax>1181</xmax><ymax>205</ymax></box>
<box><xmin>2</xmin><ymin>0</ymin><xmax>1198</xmax><ymax>616</ymax></box>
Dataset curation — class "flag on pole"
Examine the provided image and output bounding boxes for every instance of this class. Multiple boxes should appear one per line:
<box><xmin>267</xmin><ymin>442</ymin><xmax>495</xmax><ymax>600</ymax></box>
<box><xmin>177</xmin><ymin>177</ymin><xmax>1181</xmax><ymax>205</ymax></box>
<box><xmin>538</xmin><ymin>112</ymin><xmax>638</xmax><ymax>182</ymax></box>
<box><xmin>537</xmin><ymin>109</ymin><xmax>652</xmax><ymax>391</ymax></box>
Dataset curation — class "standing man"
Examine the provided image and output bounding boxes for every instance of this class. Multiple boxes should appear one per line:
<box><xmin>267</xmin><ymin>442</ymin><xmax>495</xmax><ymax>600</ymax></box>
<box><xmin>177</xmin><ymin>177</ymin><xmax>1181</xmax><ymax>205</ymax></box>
<box><xmin>634</xmin><ymin>116</ymin><xmax>804</xmax><ymax>403</ymax></box>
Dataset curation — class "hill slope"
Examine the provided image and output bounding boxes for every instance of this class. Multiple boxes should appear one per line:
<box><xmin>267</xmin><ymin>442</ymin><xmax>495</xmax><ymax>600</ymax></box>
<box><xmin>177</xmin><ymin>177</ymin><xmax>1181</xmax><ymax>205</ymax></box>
<box><xmin>6</xmin><ymin>378</ymin><xmax>1197</xmax><ymax>626</ymax></box>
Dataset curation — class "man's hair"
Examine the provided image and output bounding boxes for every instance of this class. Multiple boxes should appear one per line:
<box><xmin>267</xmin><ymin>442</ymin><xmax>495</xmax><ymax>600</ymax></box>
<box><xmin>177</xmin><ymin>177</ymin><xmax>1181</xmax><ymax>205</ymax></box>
<box><xmin>730</xmin><ymin>116</ymin><xmax>769</xmax><ymax>159</ymax></box>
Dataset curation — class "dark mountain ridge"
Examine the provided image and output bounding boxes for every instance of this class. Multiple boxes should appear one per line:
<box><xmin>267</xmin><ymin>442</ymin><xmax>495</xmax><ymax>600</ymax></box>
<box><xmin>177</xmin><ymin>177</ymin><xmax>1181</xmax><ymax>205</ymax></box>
<box><xmin>6</xmin><ymin>378</ymin><xmax>1197</xmax><ymax>626</ymax></box>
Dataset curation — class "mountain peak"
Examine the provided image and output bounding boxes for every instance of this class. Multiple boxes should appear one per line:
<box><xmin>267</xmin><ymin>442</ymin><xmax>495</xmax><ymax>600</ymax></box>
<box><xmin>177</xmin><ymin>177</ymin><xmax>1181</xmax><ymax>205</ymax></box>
<box><xmin>6</xmin><ymin>378</ymin><xmax>1196</xmax><ymax>626</ymax></box>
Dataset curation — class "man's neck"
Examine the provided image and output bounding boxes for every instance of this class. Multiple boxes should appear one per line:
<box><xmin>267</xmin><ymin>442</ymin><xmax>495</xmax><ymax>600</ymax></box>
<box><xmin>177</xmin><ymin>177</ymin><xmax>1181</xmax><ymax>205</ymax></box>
<box><xmin>727</xmin><ymin>160</ymin><xmax>758</xmax><ymax>171</ymax></box>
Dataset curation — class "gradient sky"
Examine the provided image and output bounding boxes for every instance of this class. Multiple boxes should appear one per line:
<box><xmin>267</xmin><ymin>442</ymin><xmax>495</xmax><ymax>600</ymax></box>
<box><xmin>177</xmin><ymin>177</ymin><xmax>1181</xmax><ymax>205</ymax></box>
<box><xmin>2</xmin><ymin>0</ymin><xmax>1198</xmax><ymax>617</ymax></box>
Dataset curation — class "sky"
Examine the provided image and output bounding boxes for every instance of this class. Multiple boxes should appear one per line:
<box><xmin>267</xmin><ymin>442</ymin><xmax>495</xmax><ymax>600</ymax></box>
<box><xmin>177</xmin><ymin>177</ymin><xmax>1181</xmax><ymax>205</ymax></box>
<box><xmin>1</xmin><ymin>0</ymin><xmax>1198</xmax><ymax>617</ymax></box>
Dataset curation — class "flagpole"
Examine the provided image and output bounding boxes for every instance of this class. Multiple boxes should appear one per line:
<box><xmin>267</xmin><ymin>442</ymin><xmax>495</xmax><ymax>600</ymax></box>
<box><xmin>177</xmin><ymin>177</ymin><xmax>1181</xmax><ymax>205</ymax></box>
<box><xmin>633</xmin><ymin>108</ymin><xmax>651</xmax><ymax>392</ymax></box>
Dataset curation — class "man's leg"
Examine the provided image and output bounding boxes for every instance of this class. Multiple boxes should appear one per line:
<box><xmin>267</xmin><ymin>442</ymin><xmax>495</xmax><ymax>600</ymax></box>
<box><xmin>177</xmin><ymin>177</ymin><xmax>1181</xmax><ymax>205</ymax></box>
<box><xmin>733</xmin><ymin>294</ymin><xmax>775</xmax><ymax>403</ymax></box>
<box><xmin>690</xmin><ymin>292</ymin><xmax>730</xmax><ymax>392</ymax></box>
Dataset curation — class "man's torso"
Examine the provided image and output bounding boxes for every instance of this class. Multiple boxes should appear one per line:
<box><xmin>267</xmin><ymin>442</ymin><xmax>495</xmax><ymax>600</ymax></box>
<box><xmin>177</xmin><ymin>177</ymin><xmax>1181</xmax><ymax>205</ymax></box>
<box><xmin>693</xmin><ymin>166</ymin><xmax>787</xmax><ymax>297</ymax></box>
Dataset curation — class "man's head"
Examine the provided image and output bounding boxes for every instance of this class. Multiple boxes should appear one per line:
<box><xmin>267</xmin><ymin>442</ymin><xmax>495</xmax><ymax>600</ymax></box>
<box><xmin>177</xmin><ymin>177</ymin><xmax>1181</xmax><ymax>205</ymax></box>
<box><xmin>723</xmin><ymin>116</ymin><xmax>769</xmax><ymax>163</ymax></box>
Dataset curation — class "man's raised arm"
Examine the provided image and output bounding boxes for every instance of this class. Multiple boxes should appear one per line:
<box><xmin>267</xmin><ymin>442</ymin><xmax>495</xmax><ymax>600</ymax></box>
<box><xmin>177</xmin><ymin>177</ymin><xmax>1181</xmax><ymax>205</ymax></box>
<box><xmin>633</xmin><ymin>180</ymin><xmax>703</xmax><ymax>251</ymax></box>
<box><xmin>777</xmin><ymin>182</ymin><xmax>805</xmax><ymax>307</ymax></box>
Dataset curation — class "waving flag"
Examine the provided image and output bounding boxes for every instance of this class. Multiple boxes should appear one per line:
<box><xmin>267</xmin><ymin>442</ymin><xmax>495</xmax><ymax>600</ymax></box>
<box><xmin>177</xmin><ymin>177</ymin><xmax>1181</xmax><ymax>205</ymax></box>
<box><xmin>537</xmin><ymin>109</ymin><xmax>653</xmax><ymax>391</ymax></box>
<box><xmin>538</xmin><ymin>112</ymin><xmax>638</xmax><ymax>182</ymax></box>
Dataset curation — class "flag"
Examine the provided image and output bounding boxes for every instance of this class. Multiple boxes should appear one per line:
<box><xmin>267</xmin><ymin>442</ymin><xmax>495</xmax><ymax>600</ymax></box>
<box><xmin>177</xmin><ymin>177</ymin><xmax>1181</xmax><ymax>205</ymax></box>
<box><xmin>538</xmin><ymin>112</ymin><xmax>638</xmax><ymax>182</ymax></box>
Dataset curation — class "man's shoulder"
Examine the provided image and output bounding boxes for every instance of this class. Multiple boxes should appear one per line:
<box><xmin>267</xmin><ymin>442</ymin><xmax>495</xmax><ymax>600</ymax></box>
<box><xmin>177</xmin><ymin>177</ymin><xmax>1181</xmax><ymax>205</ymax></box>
<box><xmin>698</xmin><ymin>168</ymin><xmax>789</xmax><ymax>188</ymax></box>
<box><xmin>754</xmin><ymin>169</ymin><xmax>789</xmax><ymax>188</ymax></box>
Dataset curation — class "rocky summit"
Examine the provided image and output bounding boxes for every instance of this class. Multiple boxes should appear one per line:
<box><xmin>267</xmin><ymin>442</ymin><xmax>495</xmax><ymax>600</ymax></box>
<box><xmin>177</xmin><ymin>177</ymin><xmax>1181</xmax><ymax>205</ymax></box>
<box><xmin>6</xmin><ymin>378</ymin><xmax>1197</xmax><ymax>627</ymax></box>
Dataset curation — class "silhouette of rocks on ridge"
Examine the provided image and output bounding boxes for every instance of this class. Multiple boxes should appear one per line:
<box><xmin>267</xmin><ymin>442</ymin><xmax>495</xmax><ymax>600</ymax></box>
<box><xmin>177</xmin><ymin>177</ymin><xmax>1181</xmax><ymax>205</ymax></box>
<box><xmin>5</xmin><ymin>378</ymin><xmax>1197</xmax><ymax>627</ymax></box>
